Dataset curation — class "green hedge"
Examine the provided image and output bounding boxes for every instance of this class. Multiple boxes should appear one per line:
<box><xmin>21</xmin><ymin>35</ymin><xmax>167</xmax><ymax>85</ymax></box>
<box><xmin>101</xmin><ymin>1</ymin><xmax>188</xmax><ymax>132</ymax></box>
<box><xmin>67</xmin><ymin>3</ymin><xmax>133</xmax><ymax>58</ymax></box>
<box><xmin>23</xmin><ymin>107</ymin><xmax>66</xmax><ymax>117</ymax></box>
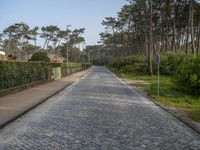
<box><xmin>0</xmin><ymin>61</ymin><xmax>90</xmax><ymax>90</ymax></box>
<box><xmin>61</xmin><ymin>62</ymin><xmax>83</xmax><ymax>77</ymax></box>
<box><xmin>0</xmin><ymin>61</ymin><xmax>50</xmax><ymax>90</ymax></box>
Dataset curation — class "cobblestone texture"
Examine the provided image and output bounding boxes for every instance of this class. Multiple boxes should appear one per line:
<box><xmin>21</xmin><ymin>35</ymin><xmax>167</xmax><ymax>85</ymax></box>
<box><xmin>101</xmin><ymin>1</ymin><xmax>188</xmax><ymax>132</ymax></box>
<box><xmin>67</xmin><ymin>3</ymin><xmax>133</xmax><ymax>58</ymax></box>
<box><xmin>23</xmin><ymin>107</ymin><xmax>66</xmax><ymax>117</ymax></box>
<box><xmin>0</xmin><ymin>66</ymin><xmax>200</xmax><ymax>150</ymax></box>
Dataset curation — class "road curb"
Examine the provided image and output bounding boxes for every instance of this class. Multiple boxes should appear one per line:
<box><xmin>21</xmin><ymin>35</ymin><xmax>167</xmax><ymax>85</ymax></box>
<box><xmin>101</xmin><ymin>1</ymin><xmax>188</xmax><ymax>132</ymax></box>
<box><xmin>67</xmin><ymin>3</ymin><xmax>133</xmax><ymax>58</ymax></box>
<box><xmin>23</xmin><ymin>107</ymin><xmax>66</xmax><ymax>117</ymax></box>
<box><xmin>80</xmin><ymin>68</ymin><xmax>92</xmax><ymax>78</ymax></box>
<box><xmin>130</xmin><ymin>87</ymin><xmax>200</xmax><ymax>137</ymax></box>
<box><xmin>107</xmin><ymin>68</ymin><xmax>200</xmax><ymax>137</ymax></box>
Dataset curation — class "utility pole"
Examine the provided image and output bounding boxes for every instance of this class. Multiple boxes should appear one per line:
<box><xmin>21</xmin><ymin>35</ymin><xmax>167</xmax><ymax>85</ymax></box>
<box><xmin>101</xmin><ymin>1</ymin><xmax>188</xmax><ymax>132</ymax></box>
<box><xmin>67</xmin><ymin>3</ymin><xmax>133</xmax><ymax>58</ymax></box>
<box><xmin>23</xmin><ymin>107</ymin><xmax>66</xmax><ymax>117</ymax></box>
<box><xmin>190</xmin><ymin>0</ymin><xmax>195</xmax><ymax>55</ymax></box>
<box><xmin>66</xmin><ymin>25</ymin><xmax>71</xmax><ymax>75</ymax></box>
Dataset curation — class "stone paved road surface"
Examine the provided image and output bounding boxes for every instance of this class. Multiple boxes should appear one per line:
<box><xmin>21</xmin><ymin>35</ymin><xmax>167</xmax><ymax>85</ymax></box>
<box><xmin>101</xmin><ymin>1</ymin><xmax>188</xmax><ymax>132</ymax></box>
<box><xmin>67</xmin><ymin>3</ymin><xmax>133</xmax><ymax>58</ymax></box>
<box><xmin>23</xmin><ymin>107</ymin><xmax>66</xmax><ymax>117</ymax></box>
<box><xmin>0</xmin><ymin>66</ymin><xmax>200</xmax><ymax>150</ymax></box>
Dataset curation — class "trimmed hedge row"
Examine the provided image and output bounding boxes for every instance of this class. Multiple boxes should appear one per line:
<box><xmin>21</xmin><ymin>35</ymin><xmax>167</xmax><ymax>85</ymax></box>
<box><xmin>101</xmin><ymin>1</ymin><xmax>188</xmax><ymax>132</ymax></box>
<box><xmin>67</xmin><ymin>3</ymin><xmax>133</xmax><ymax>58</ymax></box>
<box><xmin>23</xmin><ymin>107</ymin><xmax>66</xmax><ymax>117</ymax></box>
<box><xmin>61</xmin><ymin>62</ymin><xmax>83</xmax><ymax>77</ymax></box>
<box><xmin>0</xmin><ymin>61</ymin><xmax>49</xmax><ymax>90</ymax></box>
<box><xmin>0</xmin><ymin>61</ymin><xmax>90</xmax><ymax>90</ymax></box>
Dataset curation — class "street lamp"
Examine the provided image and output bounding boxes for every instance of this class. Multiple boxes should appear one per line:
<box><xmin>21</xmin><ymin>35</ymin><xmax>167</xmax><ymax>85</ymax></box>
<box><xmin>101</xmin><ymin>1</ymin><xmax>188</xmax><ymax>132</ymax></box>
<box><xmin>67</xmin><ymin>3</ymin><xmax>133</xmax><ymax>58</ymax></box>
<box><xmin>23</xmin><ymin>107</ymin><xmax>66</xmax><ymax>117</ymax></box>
<box><xmin>82</xmin><ymin>42</ymin><xmax>86</xmax><ymax>69</ymax></box>
<box><xmin>66</xmin><ymin>25</ymin><xmax>71</xmax><ymax>75</ymax></box>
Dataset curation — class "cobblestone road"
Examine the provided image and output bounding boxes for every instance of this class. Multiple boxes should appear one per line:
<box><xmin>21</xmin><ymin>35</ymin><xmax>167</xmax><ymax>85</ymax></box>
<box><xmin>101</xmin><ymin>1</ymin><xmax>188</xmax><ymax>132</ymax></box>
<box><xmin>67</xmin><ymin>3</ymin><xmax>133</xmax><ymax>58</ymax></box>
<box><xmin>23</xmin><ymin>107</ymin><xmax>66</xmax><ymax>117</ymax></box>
<box><xmin>0</xmin><ymin>66</ymin><xmax>200</xmax><ymax>150</ymax></box>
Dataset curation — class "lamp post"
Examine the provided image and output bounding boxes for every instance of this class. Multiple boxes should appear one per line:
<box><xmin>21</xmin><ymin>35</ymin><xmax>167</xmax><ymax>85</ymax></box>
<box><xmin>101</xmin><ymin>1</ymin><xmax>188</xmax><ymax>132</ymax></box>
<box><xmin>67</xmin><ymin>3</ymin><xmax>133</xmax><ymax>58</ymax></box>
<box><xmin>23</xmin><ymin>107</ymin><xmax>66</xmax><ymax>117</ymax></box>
<box><xmin>82</xmin><ymin>42</ymin><xmax>86</xmax><ymax>69</ymax></box>
<box><xmin>66</xmin><ymin>25</ymin><xmax>71</xmax><ymax>75</ymax></box>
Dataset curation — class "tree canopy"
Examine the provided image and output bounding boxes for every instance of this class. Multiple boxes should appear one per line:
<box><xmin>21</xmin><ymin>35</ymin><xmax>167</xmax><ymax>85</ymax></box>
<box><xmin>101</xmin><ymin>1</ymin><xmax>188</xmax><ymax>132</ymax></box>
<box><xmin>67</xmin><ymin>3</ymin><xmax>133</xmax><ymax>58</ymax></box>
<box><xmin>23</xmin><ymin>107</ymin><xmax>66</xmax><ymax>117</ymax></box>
<box><xmin>91</xmin><ymin>0</ymin><xmax>200</xmax><ymax>74</ymax></box>
<box><xmin>0</xmin><ymin>22</ymin><xmax>86</xmax><ymax>62</ymax></box>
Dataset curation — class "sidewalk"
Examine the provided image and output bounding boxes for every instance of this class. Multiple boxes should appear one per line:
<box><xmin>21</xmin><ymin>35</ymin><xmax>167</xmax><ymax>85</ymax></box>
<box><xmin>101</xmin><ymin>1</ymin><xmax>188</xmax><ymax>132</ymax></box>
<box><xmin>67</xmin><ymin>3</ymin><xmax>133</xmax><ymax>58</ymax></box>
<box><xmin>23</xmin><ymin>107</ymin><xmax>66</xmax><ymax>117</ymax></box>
<box><xmin>0</xmin><ymin>69</ymin><xmax>91</xmax><ymax>128</ymax></box>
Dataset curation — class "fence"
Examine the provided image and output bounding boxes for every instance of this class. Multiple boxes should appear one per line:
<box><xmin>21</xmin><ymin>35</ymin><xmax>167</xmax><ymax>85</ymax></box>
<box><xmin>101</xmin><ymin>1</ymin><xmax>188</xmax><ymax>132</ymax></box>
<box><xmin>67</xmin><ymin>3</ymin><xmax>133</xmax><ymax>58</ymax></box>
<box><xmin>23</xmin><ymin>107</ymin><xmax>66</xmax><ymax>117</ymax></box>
<box><xmin>0</xmin><ymin>61</ymin><xmax>90</xmax><ymax>90</ymax></box>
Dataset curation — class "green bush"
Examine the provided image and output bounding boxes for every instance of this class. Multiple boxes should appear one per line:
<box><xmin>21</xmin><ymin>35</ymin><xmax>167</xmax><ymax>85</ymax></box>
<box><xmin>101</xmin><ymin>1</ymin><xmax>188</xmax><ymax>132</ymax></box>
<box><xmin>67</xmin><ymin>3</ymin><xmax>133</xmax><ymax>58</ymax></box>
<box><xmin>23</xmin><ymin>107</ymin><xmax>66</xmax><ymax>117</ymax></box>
<box><xmin>30</xmin><ymin>51</ymin><xmax>50</xmax><ymax>62</ymax></box>
<box><xmin>173</xmin><ymin>56</ymin><xmax>200</xmax><ymax>96</ymax></box>
<box><xmin>92</xmin><ymin>57</ymin><xmax>110</xmax><ymax>66</ymax></box>
<box><xmin>108</xmin><ymin>53</ymin><xmax>189</xmax><ymax>75</ymax></box>
<box><xmin>108</xmin><ymin>56</ymin><xmax>147</xmax><ymax>74</ymax></box>
<box><xmin>0</xmin><ymin>61</ymin><xmax>88</xmax><ymax>90</ymax></box>
<box><xmin>107</xmin><ymin>53</ymin><xmax>200</xmax><ymax>96</ymax></box>
<box><xmin>159</xmin><ymin>53</ymin><xmax>185</xmax><ymax>75</ymax></box>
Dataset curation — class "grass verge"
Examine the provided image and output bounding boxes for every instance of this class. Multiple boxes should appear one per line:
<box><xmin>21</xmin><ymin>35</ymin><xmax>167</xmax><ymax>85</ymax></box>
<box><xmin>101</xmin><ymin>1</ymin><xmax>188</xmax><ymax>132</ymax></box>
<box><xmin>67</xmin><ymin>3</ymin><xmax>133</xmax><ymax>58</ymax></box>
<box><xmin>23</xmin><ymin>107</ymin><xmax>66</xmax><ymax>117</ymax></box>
<box><xmin>116</xmin><ymin>71</ymin><xmax>200</xmax><ymax>122</ymax></box>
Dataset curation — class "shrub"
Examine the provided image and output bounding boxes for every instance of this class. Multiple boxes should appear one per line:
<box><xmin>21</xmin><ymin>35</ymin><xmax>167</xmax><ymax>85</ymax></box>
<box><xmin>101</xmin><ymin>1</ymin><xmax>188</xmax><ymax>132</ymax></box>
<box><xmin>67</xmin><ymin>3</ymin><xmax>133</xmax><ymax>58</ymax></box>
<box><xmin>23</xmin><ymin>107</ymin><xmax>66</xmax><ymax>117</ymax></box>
<box><xmin>160</xmin><ymin>53</ymin><xmax>185</xmax><ymax>75</ymax></box>
<box><xmin>6</xmin><ymin>54</ymin><xmax>17</xmax><ymax>60</ymax></box>
<box><xmin>173</xmin><ymin>56</ymin><xmax>200</xmax><ymax>96</ymax></box>
<box><xmin>30</xmin><ymin>51</ymin><xmax>50</xmax><ymax>62</ymax></box>
<box><xmin>107</xmin><ymin>53</ymin><xmax>200</xmax><ymax>96</ymax></box>
<box><xmin>92</xmin><ymin>57</ymin><xmax>110</xmax><ymax>66</ymax></box>
<box><xmin>108</xmin><ymin>56</ymin><xmax>147</xmax><ymax>74</ymax></box>
<box><xmin>151</xmin><ymin>52</ymin><xmax>186</xmax><ymax>75</ymax></box>
<box><xmin>108</xmin><ymin>53</ymin><xmax>189</xmax><ymax>75</ymax></box>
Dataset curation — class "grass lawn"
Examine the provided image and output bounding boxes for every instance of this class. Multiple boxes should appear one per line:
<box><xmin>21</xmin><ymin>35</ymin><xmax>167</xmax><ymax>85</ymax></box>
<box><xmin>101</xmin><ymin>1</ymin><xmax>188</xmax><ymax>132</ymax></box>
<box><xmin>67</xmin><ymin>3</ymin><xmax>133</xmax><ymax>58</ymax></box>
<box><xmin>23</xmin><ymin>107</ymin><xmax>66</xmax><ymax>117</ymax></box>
<box><xmin>117</xmin><ymin>72</ymin><xmax>200</xmax><ymax>122</ymax></box>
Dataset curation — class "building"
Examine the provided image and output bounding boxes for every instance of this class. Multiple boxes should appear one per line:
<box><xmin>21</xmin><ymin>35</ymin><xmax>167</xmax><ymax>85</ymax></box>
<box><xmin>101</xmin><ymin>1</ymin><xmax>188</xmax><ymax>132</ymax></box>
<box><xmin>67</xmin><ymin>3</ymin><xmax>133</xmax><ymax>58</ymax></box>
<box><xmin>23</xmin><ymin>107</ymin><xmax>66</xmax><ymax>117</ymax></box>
<box><xmin>0</xmin><ymin>51</ymin><xmax>5</xmax><ymax>56</ymax></box>
<box><xmin>0</xmin><ymin>51</ymin><xmax>7</xmax><ymax>61</ymax></box>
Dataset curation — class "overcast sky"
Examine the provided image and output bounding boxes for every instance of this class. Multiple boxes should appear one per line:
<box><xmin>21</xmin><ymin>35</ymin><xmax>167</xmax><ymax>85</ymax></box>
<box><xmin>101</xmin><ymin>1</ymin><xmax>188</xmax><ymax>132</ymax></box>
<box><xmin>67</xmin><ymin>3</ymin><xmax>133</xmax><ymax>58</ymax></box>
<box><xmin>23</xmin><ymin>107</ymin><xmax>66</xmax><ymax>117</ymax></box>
<box><xmin>0</xmin><ymin>0</ymin><xmax>127</xmax><ymax>46</ymax></box>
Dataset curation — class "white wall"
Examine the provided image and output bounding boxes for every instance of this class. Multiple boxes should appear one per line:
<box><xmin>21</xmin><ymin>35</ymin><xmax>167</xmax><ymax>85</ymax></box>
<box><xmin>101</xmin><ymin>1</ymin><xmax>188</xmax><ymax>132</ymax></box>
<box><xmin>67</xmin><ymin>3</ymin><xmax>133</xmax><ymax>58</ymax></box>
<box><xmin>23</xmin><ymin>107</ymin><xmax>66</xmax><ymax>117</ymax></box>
<box><xmin>0</xmin><ymin>51</ymin><xmax>5</xmax><ymax>55</ymax></box>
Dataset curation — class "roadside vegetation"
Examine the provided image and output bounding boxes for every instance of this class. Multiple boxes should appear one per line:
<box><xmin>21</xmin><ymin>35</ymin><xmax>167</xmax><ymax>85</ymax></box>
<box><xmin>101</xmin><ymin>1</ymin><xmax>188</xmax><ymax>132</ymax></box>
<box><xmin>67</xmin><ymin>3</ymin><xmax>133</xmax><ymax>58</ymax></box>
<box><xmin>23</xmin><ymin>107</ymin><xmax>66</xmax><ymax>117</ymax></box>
<box><xmin>120</xmin><ymin>73</ymin><xmax>200</xmax><ymax>122</ymax></box>
<box><xmin>0</xmin><ymin>61</ymin><xmax>90</xmax><ymax>91</ymax></box>
<box><xmin>108</xmin><ymin>53</ymin><xmax>200</xmax><ymax>122</ymax></box>
<box><xmin>0</xmin><ymin>23</ymin><xmax>91</xmax><ymax>91</ymax></box>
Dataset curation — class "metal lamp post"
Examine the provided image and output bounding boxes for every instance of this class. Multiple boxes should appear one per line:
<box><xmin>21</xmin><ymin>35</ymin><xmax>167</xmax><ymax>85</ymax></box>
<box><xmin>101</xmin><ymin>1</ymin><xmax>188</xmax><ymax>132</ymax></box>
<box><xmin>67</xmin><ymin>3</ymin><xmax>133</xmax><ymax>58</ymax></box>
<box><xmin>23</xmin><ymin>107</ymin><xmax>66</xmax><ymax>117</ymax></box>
<box><xmin>66</xmin><ymin>25</ymin><xmax>71</xmax><ymax>75</ymax></box>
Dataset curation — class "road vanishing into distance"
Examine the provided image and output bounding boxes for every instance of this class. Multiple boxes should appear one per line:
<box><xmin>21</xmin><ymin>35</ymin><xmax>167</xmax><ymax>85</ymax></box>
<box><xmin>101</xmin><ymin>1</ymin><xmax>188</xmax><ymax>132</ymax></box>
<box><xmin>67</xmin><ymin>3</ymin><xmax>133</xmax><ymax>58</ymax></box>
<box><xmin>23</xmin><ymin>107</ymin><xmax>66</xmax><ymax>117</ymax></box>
<box><xmin>0</xmin><ymin>66</ymin><xmax>200</xmax><ymax>150</ymax></box>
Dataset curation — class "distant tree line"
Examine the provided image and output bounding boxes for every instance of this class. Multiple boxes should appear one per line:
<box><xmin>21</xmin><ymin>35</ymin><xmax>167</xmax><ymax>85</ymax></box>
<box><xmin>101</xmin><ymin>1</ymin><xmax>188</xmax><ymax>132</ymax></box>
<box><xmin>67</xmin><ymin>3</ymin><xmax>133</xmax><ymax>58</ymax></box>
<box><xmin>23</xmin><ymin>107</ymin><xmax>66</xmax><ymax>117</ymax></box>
<box><xmin>89</xmin><ymin>0</ymin><xmax>200</xmax><ymax>75</ymax></box>
<box><xmin>0</xmin><ymin>22</ymin><xmax>85</xmax><ymax>61</ymax></box>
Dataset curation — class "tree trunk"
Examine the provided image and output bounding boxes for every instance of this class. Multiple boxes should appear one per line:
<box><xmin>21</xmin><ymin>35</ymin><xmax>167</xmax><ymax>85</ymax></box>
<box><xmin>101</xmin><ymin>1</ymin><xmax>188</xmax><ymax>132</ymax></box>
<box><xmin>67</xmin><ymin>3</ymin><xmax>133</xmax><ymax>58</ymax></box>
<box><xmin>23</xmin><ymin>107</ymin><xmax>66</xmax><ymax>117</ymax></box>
<box><xmin>177</xmin><ymin>29</ymin><xmax>181</xmax><ymax>51</ymax></box>
<box><xmin>161</xmin><ymin>16</ymin><xmax>164</xmax><ymax>53</ymax></box>
<box><xmin>166</xmin><ymin>25</ymin><xmax>169</xmax><ymax>52</ymax></box>
<box><xmin>34</xmin><ymin>36</ymin><xmax>37</xmax><ymax>47</ymax></box>
<box><xmin>172</xmin><ymin>16</ymin><xmax>176</xmax><ymax>52</ymax></box>
<box><xmin>186</xmin><ymin>1</ymin><xmax>191</xmax><ymax>61</ymax></box>
<box><xmin>196</xmin><ymin>26</ymin><xmax>200</xmax><ymax>55</ymax></box>
<box><xmin>190</xmin><ymin>0</ymin><xmax>195</xmax><ymax>55</ymax></box>
<box><xmin>148</xmin><ymin>0</ymin><xmax>153</xmax><ymax>75</ymax></box>
<box><xmin>43</xmin><ymin>39</ymin><xmax>48</xmax><ymax>49</ymax></box>
<box><xmin>145</xmin><ymin>25</ymin><xmax>148</xmax><ymax>57</ymax></box>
